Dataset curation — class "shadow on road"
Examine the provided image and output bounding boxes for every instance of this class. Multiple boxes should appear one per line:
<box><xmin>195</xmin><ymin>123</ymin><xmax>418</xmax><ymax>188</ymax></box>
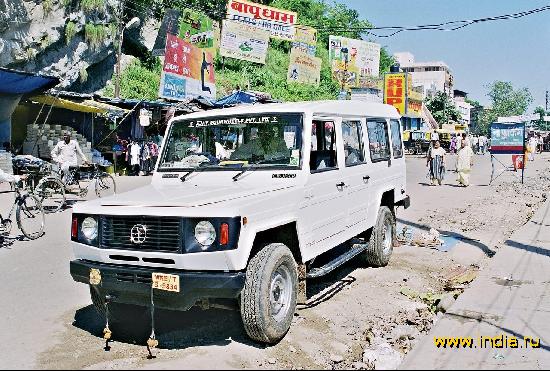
<box><xmin>505</xmin><ymin>240</ymin><xmax>550</xmax><ymax>258</ymax></box>
<box><xmin>72</xmin><ymin>304</ymin><xmax>264</xmax><ymax>350</ymax></box>
<box><xmin>397</xmin><ymin>218</ymin><xmax>496</xmax><ymax>257</ymax></box>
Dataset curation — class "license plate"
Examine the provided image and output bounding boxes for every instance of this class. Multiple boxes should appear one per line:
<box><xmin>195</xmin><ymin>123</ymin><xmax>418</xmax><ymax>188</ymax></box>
<box><xmin>152</xmin><ymin>273</ymin><xmax>180</xmax><ymax>292</ymax></box>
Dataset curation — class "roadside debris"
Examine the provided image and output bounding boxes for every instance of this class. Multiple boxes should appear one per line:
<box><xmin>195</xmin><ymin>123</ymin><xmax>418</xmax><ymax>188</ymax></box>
<box><xmin>444</xmin><ymin>265</ymin><xmax>479</xmax><ymax>290</ymax></box>
<box><xmin>397</xmin><ymin>226</ymin><xmax>444</xmax><ymax>249</ymax></box>
<box><xmin>362</xmin><ymin>338</ymin><xmax>403</xmax><ymax>370</ymax></box>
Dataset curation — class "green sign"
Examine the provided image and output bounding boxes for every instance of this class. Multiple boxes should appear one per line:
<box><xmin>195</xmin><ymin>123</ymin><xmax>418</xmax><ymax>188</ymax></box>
<box><xmin>179</xmin><ymin>9</ymin><xmax>214</xmax><ymax>50</ymax></box>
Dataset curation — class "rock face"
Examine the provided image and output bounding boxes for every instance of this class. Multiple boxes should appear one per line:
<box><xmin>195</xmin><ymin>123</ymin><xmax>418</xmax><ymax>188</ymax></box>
<box><xmin>0</xmin><ymin>0</ymin><xmax>124</xmax><ymax>92</ymax></box>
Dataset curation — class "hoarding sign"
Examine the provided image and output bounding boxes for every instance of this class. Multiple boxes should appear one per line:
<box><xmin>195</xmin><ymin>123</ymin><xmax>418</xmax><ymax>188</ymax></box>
<box><xmin>152</xmin><ymin>9</ymin><xmax>181</xmax><ymax>56</ymax></box>
<box><xmin>287</xmin><ymin>49</ymin><xmax>321</xmax><ymax>86</ymax></box>
<box><xmin>329</xmin><ymin>36</ymin><xmax>380</xmax><ymax>88</ymax></box>
<box><xmin>291</xmin><ymin>25</ymin><xmax>317</xmax><ymax>56</ymax></box>
<box><xmin>159</xmin><ymin>35</ymin><xmax>216</xmax><ymax>101</ymax></box>
<box><xmin>384</xmin><ymin>73</ymin><xmax>406</xmax><ymax>114</ymax></box>
<box><xmin>227</xmin><ymin>0</ymin><xmax>298</xmax><ymax>41</ymax></box>
<box><xmin>220</xmin><ymin>20</ymin><xmax>270</xmax><ymax>64</ymax></box>
<box><xmin>490</xmin><ymin>122</ymin><xmax>526</xmax><ymax>154</ymax></box>
<box><xmin>179</xmin><ymin>9</ymin><xmax>214</xmax><ymax>50</ymax></box>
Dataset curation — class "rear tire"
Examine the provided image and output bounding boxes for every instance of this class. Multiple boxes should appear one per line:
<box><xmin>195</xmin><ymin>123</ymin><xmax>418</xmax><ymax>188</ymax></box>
<box><xmin>16</xmin><ymin>193</ymin><xmax>45</xmax><ymax>240</ymax></box>
<box><xmin>35</xmin><ymin>177</ymin><xmax>66</xmax><ymax>213</ymax></box>
<box><xmin>364</xmin><ymin>206</ymin><xmax>395</xmax><ymax>267</ymax></box>
<box><xmin>240</xmin><ymin>243</ymin><xmax>298</xmax><ymax>344</ymax></box>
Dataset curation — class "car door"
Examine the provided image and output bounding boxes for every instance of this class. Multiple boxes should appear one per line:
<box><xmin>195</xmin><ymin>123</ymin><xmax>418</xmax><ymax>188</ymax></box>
<box><xmin>389</xmin><ymin>119</ymin><xmax>406</xmax><ymax>196</ymax></box>
<box><xmin>298</xmin><ymin>117</ymin><xmax>348</xmax><ymax>259</ymax></box>
<box><xmin>364</xmin><ymin>118</ymin><xmax>393</xmax><ymax>228</ymax></box>
<box><xmin>339</xmin><ymin>118</ymin><xmax>370</xmax><ymax>230</ymax></box>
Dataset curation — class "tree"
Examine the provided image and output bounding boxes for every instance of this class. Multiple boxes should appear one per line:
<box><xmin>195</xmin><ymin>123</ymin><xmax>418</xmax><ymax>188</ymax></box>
<box><xmin>425</xmin><ymin>92</ymin><xmax>461</xmax><ymax>128</ymax></box>
<box><xmin>465</xmin><ymin>98</ymin><xmax>483</xmax><ymax>134</ymax></box>
<box><xmin>477</xmin><ymin>81</ymin><xmax>533</xmax><ymax>135</ymax></box>
<box><xmin>533</xmin><ymin>106</ymin><xmax>549</xmax><ymax>131</ymax></box>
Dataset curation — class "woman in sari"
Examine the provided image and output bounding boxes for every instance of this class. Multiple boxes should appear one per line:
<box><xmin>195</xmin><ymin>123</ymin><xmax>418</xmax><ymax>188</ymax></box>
<box><xmin>427</xmin><ymin>140</ymin><xmax>446</xmax><ymax>185</ymax></box>
<box><xmin>456</xmin><ymin>139</ymin><xmax>475</xmax><ymax>187</ymax></box>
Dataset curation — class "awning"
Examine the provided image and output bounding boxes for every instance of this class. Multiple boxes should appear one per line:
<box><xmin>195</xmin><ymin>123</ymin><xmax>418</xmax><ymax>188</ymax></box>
<box><xmin>0</xmin><ymin>67</ymin><xmax>59</xmax><ymax>95</ymax></box>
<box><xmin>29</xmin><ymin>95</ymin><xmax>128</xmax><ymax>116</ymax></box>
<box><xmin>422</xmin><ymin>105</ymin><xmax>439</xmax><ymax>130</ymax></box>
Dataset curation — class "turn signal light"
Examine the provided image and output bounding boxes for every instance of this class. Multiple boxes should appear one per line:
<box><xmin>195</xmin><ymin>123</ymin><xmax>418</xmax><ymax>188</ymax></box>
<box><xmin>220</xmin><ymin>223</ymin><xmax>229</xmax><ymax>246</ymax></box>
<box><xmin>71</xmin><ymin>217</ymin><xmax>78</xmax><ymax>239</ymax></box>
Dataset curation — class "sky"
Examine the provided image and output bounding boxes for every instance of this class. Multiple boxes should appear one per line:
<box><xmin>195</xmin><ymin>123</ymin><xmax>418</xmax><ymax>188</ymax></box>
<box><xmin>335</xmin><ymin>0</ymin><xmax>550</xmax><ymax>110</ymax></box>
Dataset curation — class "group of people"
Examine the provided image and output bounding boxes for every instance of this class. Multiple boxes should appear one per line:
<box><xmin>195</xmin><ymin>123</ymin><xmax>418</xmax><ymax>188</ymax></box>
<box><xmin>427</xmin><ymin>134</ymin><xmax>476</xmax><ymax>187</ymax></box>
<box><xmin>115</xmin><ymin>136</ymin><xmax>161</xmax><ymax>176</ymax></box>
<box><xmin>449</xmin><ymin>133</ymin><xmax>489</xmax><ymax>155</ymax></box>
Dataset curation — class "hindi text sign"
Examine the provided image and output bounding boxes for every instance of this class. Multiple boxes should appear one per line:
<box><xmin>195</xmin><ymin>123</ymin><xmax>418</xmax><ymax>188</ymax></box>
<box><xmin>220</xmin><ymin>20</ymin><xmax>270</xmax><ymax>64</ymax></box>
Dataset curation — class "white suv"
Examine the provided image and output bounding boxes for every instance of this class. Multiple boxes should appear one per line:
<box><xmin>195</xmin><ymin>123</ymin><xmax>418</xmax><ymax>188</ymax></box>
<box><xmin>70</xmin><ymin>100</ymin><xmax>410</xmax><ymax>344</ymax></box>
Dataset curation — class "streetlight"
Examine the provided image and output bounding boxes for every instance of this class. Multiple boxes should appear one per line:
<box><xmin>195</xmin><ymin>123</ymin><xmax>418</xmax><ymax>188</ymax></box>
<box><xmin>114</xmin><ymin>16</ymin><xmax>140</xmax><ymax>98</ymax></box>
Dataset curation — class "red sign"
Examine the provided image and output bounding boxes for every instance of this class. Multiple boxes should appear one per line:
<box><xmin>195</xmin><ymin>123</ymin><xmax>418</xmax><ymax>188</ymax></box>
<box><xmin>163</xmin><ymin>34</ymin><xmax>189</xmax><ymax>76</ymax></box>
<box><xmin>384</xmin><ymin>73</ymin><xmax>406</xmax><ymax>114</ymax></box>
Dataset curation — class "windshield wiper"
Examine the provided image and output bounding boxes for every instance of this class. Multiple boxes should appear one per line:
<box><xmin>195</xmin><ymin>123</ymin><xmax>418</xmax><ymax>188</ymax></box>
<box><xmin>232</xmin><ymin>164</ymin><xmax>290</xmax><ymax>182</ymax></box>
<box><xmin>180</xmin><ymin>169</ymin><xmax>196</xmax><ymax>182</ymax></box>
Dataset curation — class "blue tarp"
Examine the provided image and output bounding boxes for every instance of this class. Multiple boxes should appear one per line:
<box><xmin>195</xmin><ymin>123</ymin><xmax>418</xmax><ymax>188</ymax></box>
<box><xmin>214</xmin><ymin>91</ymin><xmax>258</xmax><ymax>107</ymax></box>
<box><xmin>0</xmin><ymin>67</ymin><xmax>59</xmax><ymax>95</ymax></box>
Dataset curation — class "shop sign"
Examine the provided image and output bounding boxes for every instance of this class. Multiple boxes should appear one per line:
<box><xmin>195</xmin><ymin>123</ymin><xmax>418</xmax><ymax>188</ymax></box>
<box><xmin>220</xmin><ymin>20</ymin><xmax>270</xmax><ymax>64</ymax></box>
<box><xmin>287</xmin><ymin>49</ymin><xmax>321</xmax><ymax>86</ymax></box>
<box><xmin>384</xmin><ymin>73</ymin><xmax>406</xmax><ymax>114</ymax></box>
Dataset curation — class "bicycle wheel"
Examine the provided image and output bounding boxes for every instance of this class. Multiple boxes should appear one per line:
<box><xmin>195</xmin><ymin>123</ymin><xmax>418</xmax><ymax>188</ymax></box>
<box><xmin>95</xmin><ymin>173</ymin><xmax>116</xmax><ymax>198</ymax></box>
<box><xmin>35</xmin><ymin>177</ymin><xmax>66</xmax><ymax>213</ymax></box>
<box><xmin>16</xmin><ymin>194</ymin><xmax>45</xmax><ymax>240</ymax></box>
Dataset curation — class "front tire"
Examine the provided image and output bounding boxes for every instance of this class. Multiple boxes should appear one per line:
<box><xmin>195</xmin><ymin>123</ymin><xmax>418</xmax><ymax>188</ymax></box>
<box><xmin>364</xmin><ymin>206</ymin><xmax>395</xmax><ymax>267</ymax></box>
<box><xmin>16</xmin><ymin>193</ymin><xmax>45</xmax><ymax>240</ymax></box>
<box><xmin>240</xmin><ymin>243</ymin><xmax>298</xmax><ymax>344</ymax></box>
<box><xmin>94</xmin><ymin>172</ymin><xmax>116</xmax><ymax>198</ymax></box>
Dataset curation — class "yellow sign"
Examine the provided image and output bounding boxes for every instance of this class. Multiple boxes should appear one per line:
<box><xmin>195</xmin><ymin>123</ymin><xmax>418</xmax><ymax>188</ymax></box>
<box><xmin>152</xmin><ymin>273</ymin><xmax>180</xmax><ymax>292</ymax></box>
<box><xmin>287</xmin><ymin>49</ymin><xmax>322</xmax><ymax>86</ymax></box>
<box><xmin>384</xmin><ymin>73</ymin><xmax>406</xmax><ymax>115</ymax></box>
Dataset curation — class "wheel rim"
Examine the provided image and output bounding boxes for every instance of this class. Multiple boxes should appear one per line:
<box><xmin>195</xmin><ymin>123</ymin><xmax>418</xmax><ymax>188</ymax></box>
<box><xmin>269</xmin><ymin>264</ymin><xmax>293</xmax><ymax>322</ymax></box>
<box><xmin>95</xmin><ymin>174</ymin><xmax>115</xmax><ymax>198</ymax></box>
<box><xmin>37</xmin><ymin>179</ymin><xmax>64</xmax><ymax>213</ymax></box>
<box><xmin>18</xmin><ymin>195</ymin><xmax>45</xmax><ymax>239</ymax></box>
<box><xmin>382</xmin><ymin>219</ymin><xmax>393</xmax><ymax>255</ymax></box>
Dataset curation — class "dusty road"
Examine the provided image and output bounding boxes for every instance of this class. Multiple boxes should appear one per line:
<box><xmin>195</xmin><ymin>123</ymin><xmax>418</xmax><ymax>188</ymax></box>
<box><xmin>1</xmin><ymin>153</ymin><xmax>548</xmax><ymax>369</ymax></box>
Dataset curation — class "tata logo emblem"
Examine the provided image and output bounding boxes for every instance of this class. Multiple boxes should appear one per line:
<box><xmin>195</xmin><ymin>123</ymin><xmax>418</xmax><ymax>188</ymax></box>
<box><xmin>130</xmin><ymin>224</ymin><xmax>147</xmax><ymax>244</ymax></box>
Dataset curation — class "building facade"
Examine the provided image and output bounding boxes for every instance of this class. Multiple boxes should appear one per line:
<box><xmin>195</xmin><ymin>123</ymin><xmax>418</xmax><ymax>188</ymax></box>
<box><xmin>453</xmin><ymin>89</ymin><xmax>472</xmax><ymax>131</ymax></box>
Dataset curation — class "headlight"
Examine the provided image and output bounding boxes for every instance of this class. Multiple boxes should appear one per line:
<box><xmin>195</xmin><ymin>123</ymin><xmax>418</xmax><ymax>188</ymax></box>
<box><xmin>195</xmin><ymin>221</ymin><xmax>216</xmax><ymax>247</ymax></box>
<box><xmin>81</xmin><ymin>217</ymin><xmax>98</xmax><ymax>241</ymax></box>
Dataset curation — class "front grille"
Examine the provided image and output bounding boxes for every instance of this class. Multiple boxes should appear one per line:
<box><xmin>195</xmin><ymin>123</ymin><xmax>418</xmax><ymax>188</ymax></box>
<box><xmin>100</xmin><ymin>216</ymin><xmax>182</xmax><ymax>253</ymax></box>
<box><xmin>115</xmin><ymin>272</ymin><xmax>152</xmax><ymax>284</ymax></box>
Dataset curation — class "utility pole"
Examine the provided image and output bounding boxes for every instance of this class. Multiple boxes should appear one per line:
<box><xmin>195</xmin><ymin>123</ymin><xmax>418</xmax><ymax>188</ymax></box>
<box><xmin>114</xmin><ymin>0</ymin><xmax>125</xmax><ymax>99</ymax></box>
<box><xmin>546</xmin><ymin>90</ymin><xmax>549</xmax><ymax>112</ymax></box>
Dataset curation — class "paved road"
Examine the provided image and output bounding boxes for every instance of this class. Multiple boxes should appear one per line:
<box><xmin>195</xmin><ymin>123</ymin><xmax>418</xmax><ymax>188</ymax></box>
<box><xmin>0</xmin><ymin>153</ymin><xmax>545</xmax><ymax>369</ymax></box>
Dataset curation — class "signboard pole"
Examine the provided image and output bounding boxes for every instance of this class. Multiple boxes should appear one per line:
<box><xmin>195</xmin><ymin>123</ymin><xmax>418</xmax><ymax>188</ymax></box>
<box><xmin>489</xmin><ymin>121</ymin><xmax>526</xmax><ymax>185</ymax></box>
<box><xmin>522</xmin><ymin>122</ymin><xmax>525</xmax><ymax>184</ymax></box>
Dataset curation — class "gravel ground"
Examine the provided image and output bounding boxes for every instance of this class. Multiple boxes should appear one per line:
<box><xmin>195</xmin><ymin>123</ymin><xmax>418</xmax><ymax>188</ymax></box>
<box><xmin>1</xmin><ymin>153</ymin><xmax>549</xmax><ymax>369</ymax></box>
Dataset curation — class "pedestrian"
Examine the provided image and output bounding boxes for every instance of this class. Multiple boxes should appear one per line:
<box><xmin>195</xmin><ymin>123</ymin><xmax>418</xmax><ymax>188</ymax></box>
<box><xmin>51</xmin><ymin>131</ymin><xmax>89</xmax><ymax>184</ymax></box>
<box><xmin>456</xmin><ymin>139</ymin><xmax>474</xmax><ymax>187</ymax></box>
<box><xmin>427</xmin><ymin>140</ymin><xmax>446</xmax><ymax>185</ymax></box>
<box><xmin>478</xmin><ymin>134</ymin><xmax>487</xmax><ymax>155</ymax></box>
<box><xmin>528</xmin><ymin>136</ymin><xmax>538</xmax><ymax>161</ymax></box>
<box><xmin>471</xmin><ymin>135</ymin><xmax>479</xmax><ymax>154</ymax></box>
<box><xmin>538</xmin><ymin>135</ymin><xmax>544</xmax><ymax>153</ymax></box>
<box><xmin>449</xmin><ymin>135</ymin><xmax>456</xmax><ymax>154</ymax></box>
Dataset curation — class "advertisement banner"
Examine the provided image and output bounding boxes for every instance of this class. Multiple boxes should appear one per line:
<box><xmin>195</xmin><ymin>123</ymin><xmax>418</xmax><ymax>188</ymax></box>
<box><xmin>329</xmin><ymin>36</ymin><xmax>381</xmax><ymax>88</ymax></box>
<box><xmin>220</xmin><ymin>20</ymin><xmax>270</xmax><ymax>64</ymax></box>
<box><xmin>384</xmin><ymin>73</ymin><xmax>406</xmax><ymax>114</ymax></box>
<box><xmin>227</xmin><ymin>0</ymin><xmax>298</xmax><ymax>41</ymax></box>
<box><xmin>287</xmin><ymin>49</ymin><xmax>321</xmax><ymax>86</ymax></box>
<box><xmin>490</xmin><ymin>122</ymin><xmax>526</xmax><ymax>154</ymax></box>
<box><xmin>159</xmin><ymin>35</ymin><xmax>216</xmax><ymax>101</ymax></box>
<box><xmin>179</xmin><ymin>8</ymin><xmax>215</xmax><ymax>51</ymax></box>
<box><xmin>152</xmin><ymin>9</ymin><xmax>182</xmax><ymax>56</ymax></box>
<box><xmin>291</xmin><ymin>25</ymin><xmax>317</xmax><ymax>56</ymax></box>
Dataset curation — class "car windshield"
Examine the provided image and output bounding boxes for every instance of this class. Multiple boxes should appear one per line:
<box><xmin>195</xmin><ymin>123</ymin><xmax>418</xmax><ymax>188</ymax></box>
<box><xmin>158</xmin><ymin>113</ymin><xmax>303</xmax><ymax>170</ymax></box>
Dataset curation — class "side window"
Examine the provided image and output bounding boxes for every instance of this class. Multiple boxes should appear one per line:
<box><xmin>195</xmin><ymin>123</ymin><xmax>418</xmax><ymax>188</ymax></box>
<box><xmin>366</xmin><ymin>120</ymin><xmax>391</xmax><ymax>162</ymax></box>
<box><xmin>310</xmin><ymin>120</ymin><xmax>338</xmax><ymax>172</ymax></box>
<box><xmin>390</xmin><ymin>120</ymin><xmax>404</xmax><ymax>158</ymax></box>
<box><xmin>341</xmin><ymin>120</ymin><xmax>365</xmax><ymax>166</ymax></box>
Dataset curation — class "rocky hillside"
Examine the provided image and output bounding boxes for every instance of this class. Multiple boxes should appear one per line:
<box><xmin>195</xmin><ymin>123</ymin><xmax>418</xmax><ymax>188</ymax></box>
<box><xmin>0</xmin><ymin>0</ymin><xmax>153</xmax><ymax>93</ymax></box>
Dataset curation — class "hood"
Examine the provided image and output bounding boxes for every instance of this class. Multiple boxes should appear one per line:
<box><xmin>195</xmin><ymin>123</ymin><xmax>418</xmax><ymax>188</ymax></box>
<box><xmin>93</xmin><ymin>183</ymin><xmax>296</xmax><ymax>208</ymax></box>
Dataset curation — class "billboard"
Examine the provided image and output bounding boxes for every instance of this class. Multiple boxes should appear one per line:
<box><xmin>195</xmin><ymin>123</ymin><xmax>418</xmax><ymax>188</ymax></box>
<box><xmin>179</xmin><ymin>8</ymin><xmax>215</xmax><ymax>51</ymax></box>
<box><xmin>220</xmin><ymin>20</ymin><xmax>270</xmax><ymax>64</ymax></box>
<box><xmin>159</xmin><ymin>34</ymin><xmax>216</xmax><ymax>101</ymax></box>
<box><xmin>291</xmin><ymin>25</ymin><xmax>317</xmax><ymax>56</ymax></box>
<box><xmin>329</xmin><ymin>36</ymin><xmax>380</xmax><ymax>88</ymax></box>
<box><xmin>227</xmin><ymin>0</ymin><xmax>298</xmax><ymax>41</ymax></box>
<box><xmin>287</xmin><ymin>49</ymin><xmax>321</xmax><ymax>86</ymax></box>
<box><xmin>384</xmin><ymin>73</ymin><xmax>406</xmax><ymax>114</ymax></box>
<box><xmin>490</xmin><ymin>122</ymin><xmax>526</xmax><ymax>154</ymax></box>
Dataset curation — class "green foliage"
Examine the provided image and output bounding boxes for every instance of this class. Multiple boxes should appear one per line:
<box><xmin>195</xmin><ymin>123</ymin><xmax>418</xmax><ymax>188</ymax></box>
<box><xmin>79</xmin><ymin>66</ymin><xmax>89</xmax><ymax>83</ymax></box>
<box><xmin>425</xmin><ymin>92</ymin><xmax>461</xmax><ymax>128</ymax></box>
<box><xmin>478</xmin><ymin>81</ymin><xmax>533</xmax><ymax>135</ymax></box>
<box><xmin>108</xmin><ymin>23</ymin><xmax>118</xmax><ymax>40</ymax></box>
<box><xmin>81</xmin><ymin>0</ymin><xmax>105</xmax><ymax>13</ymax></box>
<box><xmin>85</xmin><ymin>23</ymin><xmax>107</xmax><ymax>50</ymax></box>
<box><xmin>532</xmin><ymin>106</ymin><xmax>549</xmax><ymax>131</ymax></box>
<box><xmin>103</xmin><ymin>59</ymin><xmax>162</xmax><ymax>100</ymax></box>
<box><xmin>43</xmin><ymin>0</ymin><xmax>54</xmax><ymax>16</ymax></box>
<box><xmin>62</xmin><ymin>0</ymin><xmax>72</xmax><ymax>9</ymax></box>
<box><xmin>65</xmin><ymin>21</ymin><xmax>77</xmax><ymax>44</ymax></box>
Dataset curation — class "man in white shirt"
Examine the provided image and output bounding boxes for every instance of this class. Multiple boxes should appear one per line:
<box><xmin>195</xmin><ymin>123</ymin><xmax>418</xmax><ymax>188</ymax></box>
<box><xmin>478</xmin><ymin>135</ymin><xmax>487</xmax><ymax>155</ymax></box>
<box><xmin>51</xmin><ymin>131</ymin><xmax>88</xmax><ymax>183</ymax></box>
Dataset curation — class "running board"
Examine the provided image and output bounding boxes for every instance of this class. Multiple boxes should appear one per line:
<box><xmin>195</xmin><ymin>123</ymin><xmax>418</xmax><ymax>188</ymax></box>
<box><xmin>307</xmin><ymin>242</ymin><xmax>368</xmax><ymax>279</ymax></box>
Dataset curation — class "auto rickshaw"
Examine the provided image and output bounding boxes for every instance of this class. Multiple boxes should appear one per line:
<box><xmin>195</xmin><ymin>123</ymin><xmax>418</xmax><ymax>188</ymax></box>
<box><xmin>435</xmin><ymin>129</ymin><xmax>452</xmax><ymax>151</ymax></box>
<box><xmin>405</xmin><ymin>130</ymin><xmax>431</xmax><ymax>155</ymax></box>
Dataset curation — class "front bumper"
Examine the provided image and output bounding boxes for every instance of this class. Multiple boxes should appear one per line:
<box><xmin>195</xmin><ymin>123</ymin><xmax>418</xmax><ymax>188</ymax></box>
<box><xmin>70</xmin><ymin>260</ymin><xmax>246</xmax><ymax>311</ymax></box>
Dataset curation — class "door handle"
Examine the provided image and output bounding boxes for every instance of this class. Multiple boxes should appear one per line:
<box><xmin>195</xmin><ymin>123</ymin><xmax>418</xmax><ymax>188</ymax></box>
<box><xmin>336</xmin><ymin>182</ymin><xmax>346</xmax><ymax>188</ymax></box>
<box><xmin>363</xmin><ymin>175</ymin><xmax>370</xmax><ymax>181</ymax></box>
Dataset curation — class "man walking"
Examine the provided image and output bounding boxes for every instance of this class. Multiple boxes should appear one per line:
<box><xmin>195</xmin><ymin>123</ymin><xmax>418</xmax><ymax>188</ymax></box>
<box><xmin>478</xmin><ymin>134</ymin><xmax>487</xmax><ymax>155</ymax></box>
<box><xmin>51</xmin><ymin>131</ymin><xmax>88</xmax><ymax>183</ymax></box>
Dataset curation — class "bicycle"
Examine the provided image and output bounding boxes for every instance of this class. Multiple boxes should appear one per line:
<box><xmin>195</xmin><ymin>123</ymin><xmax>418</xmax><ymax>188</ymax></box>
<box><xmin>0</xmin><ymin>181</ymin><xmax>45</xmax><ymax>240</ymax></box>
<box><xmin>34</xmin><ymin>162</ymin><xmax>117</xmax><ymax>213</ymax></box>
